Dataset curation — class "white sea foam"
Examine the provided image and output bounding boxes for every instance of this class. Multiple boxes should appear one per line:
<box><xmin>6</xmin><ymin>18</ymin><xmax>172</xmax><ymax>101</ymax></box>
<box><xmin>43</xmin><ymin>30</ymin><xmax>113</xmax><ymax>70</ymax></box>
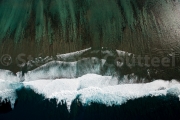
<box><xmin>0</xmin><ymin>49</ymin><xmax>180</xmax><ymax>110</ymax></box>
<box><xmin>0</xmin><ymin>73</ymin><xmax>180</xmax><ymax>110</ymax></box>
<box><xmin>0</xmin><ymin>79</ymin><xmax>22</xmax><ymax>109</ymax></box>
<box><xmin>56</xmin><ymin>48</ymin><xmax>91</xmax><ymax>61</ymax></box>
<box><xmin>0</xmin><ymin>69</ymin><xmax>20</xmax><ymax>82</ymax></box>
<box><xmin>24</xmin><ymin>58</ymin><xmax>105</xmax><ymax>81</ymax></box>
<box><xmin>24</xmin><ymin>49</ymin><xmax>133</xmax><ymax>82</ymax></box>
<box><xmin>22</xmin><ymin>74</ymin><xmax>180</xmax><ymax>109</ymax></box>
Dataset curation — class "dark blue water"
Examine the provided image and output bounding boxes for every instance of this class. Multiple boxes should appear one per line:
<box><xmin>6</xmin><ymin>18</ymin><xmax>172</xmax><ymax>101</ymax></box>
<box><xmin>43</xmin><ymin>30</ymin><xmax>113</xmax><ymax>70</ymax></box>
<box><xmin>0</xmin><ymin>87</ymin><xmax>180</xmax><ymax>120</ymax></box>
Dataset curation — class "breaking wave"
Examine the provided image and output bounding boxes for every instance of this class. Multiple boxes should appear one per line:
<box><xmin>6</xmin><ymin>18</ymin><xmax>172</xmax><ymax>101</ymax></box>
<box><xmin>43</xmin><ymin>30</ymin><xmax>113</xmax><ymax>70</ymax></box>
<box><xmin>0</xmin><ymin>49</ymin><xmax>180</xmax><ymax>119</ymax></box>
